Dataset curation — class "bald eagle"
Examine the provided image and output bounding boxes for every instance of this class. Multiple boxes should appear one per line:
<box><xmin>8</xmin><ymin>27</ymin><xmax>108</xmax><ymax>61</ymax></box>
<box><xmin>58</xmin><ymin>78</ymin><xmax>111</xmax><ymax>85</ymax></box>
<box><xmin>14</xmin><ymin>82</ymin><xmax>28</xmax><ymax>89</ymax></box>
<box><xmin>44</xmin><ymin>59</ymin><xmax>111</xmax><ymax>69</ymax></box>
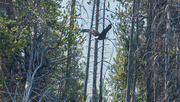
<box><xmin>82</xmin><ymin>24</ymin><xmax>112</xmax><ymax>40</ymax></box>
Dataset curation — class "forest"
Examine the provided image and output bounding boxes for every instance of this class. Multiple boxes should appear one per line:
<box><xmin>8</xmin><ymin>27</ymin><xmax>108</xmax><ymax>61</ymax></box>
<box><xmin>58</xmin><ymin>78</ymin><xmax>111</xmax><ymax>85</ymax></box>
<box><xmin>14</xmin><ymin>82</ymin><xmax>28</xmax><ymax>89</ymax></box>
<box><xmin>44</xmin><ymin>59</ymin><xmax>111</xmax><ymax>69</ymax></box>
<box><xmin>0</xmin><ymin>0</ymin><xmax>179</xmax><ymax>102</ymax></box>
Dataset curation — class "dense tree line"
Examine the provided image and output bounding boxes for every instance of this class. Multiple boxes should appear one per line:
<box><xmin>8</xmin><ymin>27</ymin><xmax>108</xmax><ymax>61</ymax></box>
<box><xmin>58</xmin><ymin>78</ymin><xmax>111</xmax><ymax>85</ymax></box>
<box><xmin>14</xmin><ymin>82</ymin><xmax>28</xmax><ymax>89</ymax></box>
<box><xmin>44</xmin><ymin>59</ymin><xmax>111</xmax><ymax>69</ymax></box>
<box><xmin>0</xmin><ymin>0</ymin><xmax>84</xmax><ymax>101</ymax></box>
<box><xmin>0</xmin><ymin>0</ymin><xmax>179</xmax><ymax>102</ymax></box>
<box><xmin>109</xmin><ymin>0</ymin><xmax>180</xmax><ymax>102</ymax></box>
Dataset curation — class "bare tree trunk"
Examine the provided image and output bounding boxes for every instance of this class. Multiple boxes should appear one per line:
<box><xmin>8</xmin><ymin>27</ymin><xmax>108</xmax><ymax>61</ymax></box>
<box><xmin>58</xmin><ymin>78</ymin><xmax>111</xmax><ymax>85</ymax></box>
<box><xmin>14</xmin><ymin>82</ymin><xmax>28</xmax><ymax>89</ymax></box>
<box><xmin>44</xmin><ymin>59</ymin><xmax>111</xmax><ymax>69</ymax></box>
<box><xmin>176</xmin><ymin>35</ymin><xmax>180</xmax><ymax>77</ymax></box>
<box><xmin>92</xmin><ymin>0</ymin><xmax>99</xmax><ymax>101</ymax></box>
<box><xmin>0</xmin><ymin>57</ymin><xmax>5</xmax><ymax>102</ymax></box>
<box><xmin>146</xmin><ymin>0</ymin><xmax>153</xmax><ymax>102</ymax></box>
<box><xmin>23</xmin><ymin>35</ymin><xmax>33</xmax><ymax>102</ymax></box>
<box><xmin>174</xmin><ymin>1</ymin><xmax>180</xmax><ymax>102</ymax></box>
<box><xmin>99</xmin><ymin>0</ymin><xmax>106</xmax><ymax>101</ymax></box>
<box><xmin>176</xmin><ymin>32</ymin><xmax>180</xmax><ymax>84</ymax></box>
<box><xmin>126</xmin><ymin>0</ymin><xmax>136</xmax><ymax>101</ymax></box>
<box><xmin>132</xmin><ymin>76</ymin><xmax>136</xmax><ymax>102</ymax></box>
<box><xmin>132</xmin><ymin>0</ymin><xmax>139</xmax><ymax>100</ymax></box>
<box><xmin>164</xmin><ymin>0</ymin><xmax>171</xmax><ymax>101</ymax></box>
<box><xmin>176</xmin><ymin>32</ymin><xmax>180</xmax><ymax>102</ymax></box>
<box><xmin>177</xmin><ymin>0</ymin><xmax>180</xmax><ymax>72</ymax></box>
<box><xmin>83</xmin><ymin>0</ymin><xmax>96</xmax><ymax>101</ymax></box>
<box><xmin>153</xmin><ymin>57</ymin><xmax>157</xmax><ymax>102</ymax></box>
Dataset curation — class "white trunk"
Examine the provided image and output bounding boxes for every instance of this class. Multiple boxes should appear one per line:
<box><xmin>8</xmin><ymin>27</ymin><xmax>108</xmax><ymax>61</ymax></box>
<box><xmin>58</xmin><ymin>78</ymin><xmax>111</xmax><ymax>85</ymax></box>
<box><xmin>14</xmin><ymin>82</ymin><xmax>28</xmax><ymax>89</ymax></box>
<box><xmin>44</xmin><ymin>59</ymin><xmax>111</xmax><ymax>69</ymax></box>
<box><xmin>23</xmin><ymin>35</ymin><xmax>34</xmax><ymax>102</ymax></box>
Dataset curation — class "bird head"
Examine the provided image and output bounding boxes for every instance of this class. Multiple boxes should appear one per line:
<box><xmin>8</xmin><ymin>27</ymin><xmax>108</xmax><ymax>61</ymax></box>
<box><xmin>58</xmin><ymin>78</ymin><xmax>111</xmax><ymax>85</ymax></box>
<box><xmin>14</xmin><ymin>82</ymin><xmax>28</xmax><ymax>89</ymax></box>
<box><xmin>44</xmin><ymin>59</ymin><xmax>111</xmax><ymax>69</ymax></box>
<box><xmin>94</xmin><ymin>36</ymin><xmax>99</xmax><ymax>39</ymax></box>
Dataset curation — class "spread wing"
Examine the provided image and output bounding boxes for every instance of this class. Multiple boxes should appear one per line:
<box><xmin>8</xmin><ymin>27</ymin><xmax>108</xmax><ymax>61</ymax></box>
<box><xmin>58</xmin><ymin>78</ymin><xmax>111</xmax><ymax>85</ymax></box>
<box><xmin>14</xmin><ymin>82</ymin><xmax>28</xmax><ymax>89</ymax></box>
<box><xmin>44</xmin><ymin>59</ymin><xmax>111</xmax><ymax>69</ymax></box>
<box><xmin>81</xmin><ymin>29</ymin><xmax>99</xmax><ymax>36</ymax></box>
<box><xmin>98</xmin><ymin>24</ymin><xmax>112</xmax><ymax>40</ymax></box>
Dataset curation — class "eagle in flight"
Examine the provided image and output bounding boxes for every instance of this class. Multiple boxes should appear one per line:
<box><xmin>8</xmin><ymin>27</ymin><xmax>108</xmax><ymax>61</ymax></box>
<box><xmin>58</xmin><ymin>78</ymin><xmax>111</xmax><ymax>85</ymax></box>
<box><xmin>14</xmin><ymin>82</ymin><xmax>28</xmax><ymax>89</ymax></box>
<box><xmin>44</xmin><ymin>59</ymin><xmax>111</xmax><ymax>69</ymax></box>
<box><xmin>82</xmin><ymin>24</ymin><xmax>112</xmax><ymax>40</ymax></box>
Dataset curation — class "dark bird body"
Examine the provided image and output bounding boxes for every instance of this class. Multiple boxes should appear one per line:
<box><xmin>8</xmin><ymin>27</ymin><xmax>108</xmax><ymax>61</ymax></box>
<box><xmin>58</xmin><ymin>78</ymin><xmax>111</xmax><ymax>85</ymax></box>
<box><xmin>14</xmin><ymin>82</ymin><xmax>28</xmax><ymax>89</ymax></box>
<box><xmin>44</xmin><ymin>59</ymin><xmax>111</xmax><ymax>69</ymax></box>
<box><xmin>82</xmin><ymin>24</ymin><xmax>112</xmax><ymax>40</ymax></box>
